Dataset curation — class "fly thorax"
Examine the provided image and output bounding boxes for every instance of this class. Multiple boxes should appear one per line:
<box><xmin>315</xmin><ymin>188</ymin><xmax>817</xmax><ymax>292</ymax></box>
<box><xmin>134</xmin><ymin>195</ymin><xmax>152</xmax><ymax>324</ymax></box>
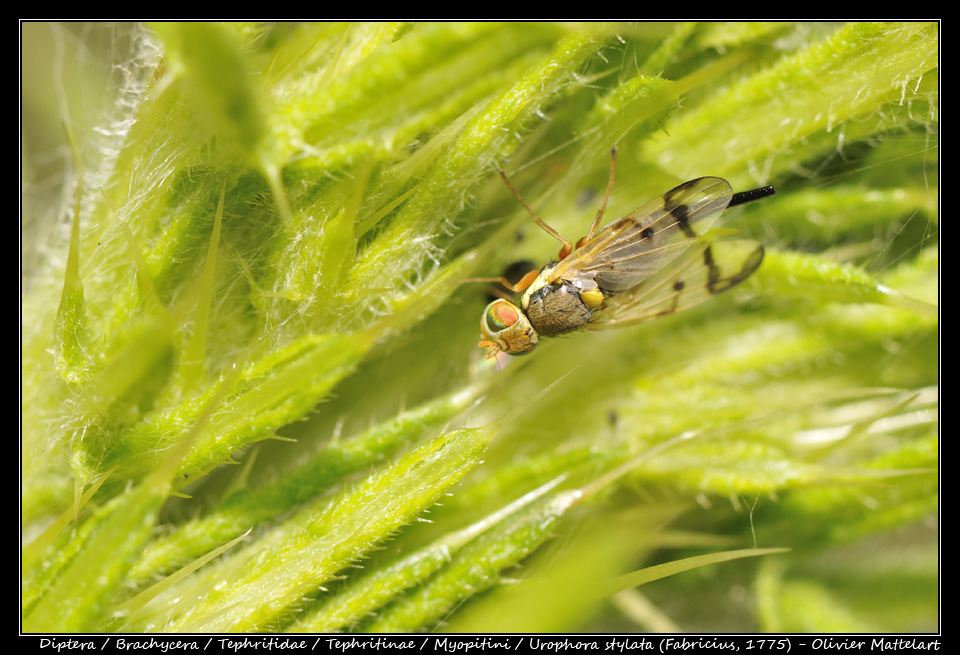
<box><xmin>520</xmin><ymin>266</ymin><xmax>553</xmax><ymax>313</ymax></box>
<box><xmin>570</xmin><ymin>277</ymin><xmax>604</xmax><ymax>311</ymax></box>
<box><xmin>523</xmin><ymin>279</ymin><xmax>593</xmax><ymax>336</ymax></box>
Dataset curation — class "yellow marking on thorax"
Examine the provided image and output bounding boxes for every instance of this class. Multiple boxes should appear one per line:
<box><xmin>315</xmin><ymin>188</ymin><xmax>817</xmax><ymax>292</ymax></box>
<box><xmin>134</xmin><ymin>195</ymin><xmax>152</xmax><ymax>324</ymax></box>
<box><xmin>520</xmin><ymin>266</ymin><xmax>553</xmax><ymax>311</ymax></box>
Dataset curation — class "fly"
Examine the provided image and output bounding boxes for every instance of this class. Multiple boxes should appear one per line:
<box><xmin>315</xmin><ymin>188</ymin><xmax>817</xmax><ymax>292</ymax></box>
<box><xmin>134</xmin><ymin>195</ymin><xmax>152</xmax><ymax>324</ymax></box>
<box><xmin>477</xmin><ymin>148</ymin><xmax>774</xmax><ymax>357</ymax></box>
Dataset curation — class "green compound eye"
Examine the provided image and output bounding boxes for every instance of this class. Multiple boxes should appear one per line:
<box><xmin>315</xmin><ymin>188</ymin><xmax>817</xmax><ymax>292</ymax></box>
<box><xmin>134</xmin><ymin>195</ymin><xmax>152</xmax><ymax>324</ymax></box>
<box><xmin>484</xmin><ymin>299</ymin><xmax>521</xmax><ymax>332</ymax></box>
<box><xmin>478</xmin><ymin>300</ymin><xmax>539</xmax><ymax>357</ymax></box>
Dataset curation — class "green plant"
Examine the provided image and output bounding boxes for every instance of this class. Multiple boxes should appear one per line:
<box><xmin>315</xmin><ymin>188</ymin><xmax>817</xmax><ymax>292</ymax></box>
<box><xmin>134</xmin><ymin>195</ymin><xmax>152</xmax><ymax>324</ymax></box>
<box><xmin>22</xmin><ymin>21</ymin><xmax>937</xmax><ymax>633</ymax></box>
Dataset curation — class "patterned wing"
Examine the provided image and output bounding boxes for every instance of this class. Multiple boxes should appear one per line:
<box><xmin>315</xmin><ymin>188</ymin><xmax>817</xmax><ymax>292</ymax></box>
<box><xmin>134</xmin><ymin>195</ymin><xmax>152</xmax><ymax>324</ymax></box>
<box><xmin>550</xmin><ymin>177</ymin><xmax>734</xmax><ymax>292</ymax></box>
<box><xmin>586</xmin><ymin>239</ymin><xmax>764</xmax><ymax>329</ymax></box>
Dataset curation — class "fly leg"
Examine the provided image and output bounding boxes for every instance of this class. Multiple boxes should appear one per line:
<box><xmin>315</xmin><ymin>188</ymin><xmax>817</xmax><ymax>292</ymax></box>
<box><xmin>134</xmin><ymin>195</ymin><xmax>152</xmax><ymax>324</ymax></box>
<box><xmin>462</xmin><ymin>268</ymin><xmax>540</xmax><ymax>296</ymax></box>
<box><xmin>579</xmin><ymin>146</ymin><xmax>618</xmax><ymax>248</ymax></box>
<box><xmin>498</xmin><ymin>169</ymin><xmax>575</xmax><ymax>261</ymax></box>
